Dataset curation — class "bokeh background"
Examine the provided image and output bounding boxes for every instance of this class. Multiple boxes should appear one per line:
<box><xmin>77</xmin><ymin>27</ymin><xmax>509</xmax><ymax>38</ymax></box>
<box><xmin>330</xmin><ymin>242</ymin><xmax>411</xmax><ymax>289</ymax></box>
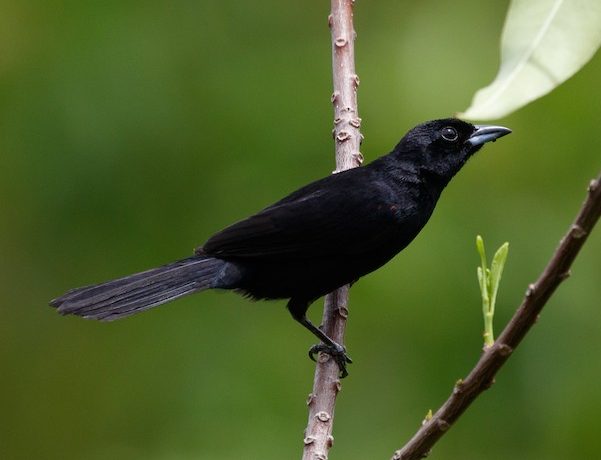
<box><xmin>2</xmin><ymin>1</ymin><xmax>600</xmax><ymax>459</ymax></box>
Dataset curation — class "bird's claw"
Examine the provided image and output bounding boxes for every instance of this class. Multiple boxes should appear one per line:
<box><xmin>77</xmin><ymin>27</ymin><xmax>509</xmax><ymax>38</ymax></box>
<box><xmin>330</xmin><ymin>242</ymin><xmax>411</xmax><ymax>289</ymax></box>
<box><xmin>308</xmin><ymin>343</ymin><xmax>353</xmax><ymax>378</ymax></box>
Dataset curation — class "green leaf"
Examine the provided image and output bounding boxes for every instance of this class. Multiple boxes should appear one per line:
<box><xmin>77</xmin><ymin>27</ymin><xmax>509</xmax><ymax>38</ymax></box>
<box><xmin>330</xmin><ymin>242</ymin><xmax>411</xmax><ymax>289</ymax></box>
<box><xmin>490</xmin><ymin>243</ymin><xmax>509</xmax><ymax>305</ymax></box>
<box><xmin>459</xmin><ymin>0</ymin><xmax>601</xmax><ymax>120</ymax></box>
<box><xmin>476</xmin><ymin>236</ymin><xmax>489</xmax><ymax>303</ymax></box>
<box><xmin>476</xmin><ymin>237</ymin><xmax>510</xmax><ymax>348</ymax></box>
<box><xmin>477</xmin><ymin>266</ymin><xmax>487</xmax><ymax>303</ymax></box>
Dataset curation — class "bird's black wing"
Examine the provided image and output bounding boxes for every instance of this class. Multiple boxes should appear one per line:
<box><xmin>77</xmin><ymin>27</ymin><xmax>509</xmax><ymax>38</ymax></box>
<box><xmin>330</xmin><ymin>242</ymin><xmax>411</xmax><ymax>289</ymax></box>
<box><xmin>201</xmin><ymin>169</ymin><xmax>410</xmax><ymax>259</ymax></box>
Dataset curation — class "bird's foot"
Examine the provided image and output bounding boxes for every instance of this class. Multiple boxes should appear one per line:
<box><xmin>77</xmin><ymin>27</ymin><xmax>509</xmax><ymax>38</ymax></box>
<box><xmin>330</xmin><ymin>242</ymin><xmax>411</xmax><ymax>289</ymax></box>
<box><xmin>308</xmin><ymin>342</ymin><xmax>353</xmax><ymax>378</ymax></box>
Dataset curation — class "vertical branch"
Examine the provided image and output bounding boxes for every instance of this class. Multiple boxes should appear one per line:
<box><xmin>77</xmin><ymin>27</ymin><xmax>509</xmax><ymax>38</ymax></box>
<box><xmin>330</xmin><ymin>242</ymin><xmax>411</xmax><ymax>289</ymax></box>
<box><xmin>330</xmin><ymin>0</ymin><xmax>363</xmax><ymax>172</ymax></box>
<box><xmin>302</xmin><ymin>1</ymin><xmax>362</xmax><ymax>459</ymax></box>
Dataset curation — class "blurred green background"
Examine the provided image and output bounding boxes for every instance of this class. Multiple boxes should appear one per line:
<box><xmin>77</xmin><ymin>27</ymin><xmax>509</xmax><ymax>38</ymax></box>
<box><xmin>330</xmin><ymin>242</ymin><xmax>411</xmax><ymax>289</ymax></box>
<box><xmin>2</xmin><ymin>1</ymin><xmax>600</xmax><ymax>459</ymax></box>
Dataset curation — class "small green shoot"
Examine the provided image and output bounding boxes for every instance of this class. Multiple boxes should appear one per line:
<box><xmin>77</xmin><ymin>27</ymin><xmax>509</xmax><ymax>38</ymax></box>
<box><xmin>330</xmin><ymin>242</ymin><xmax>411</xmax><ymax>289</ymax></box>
<box><xmin>476</xmin><ymin>236</ymin><xmax>509</xmax><ymax>348</ymax></box>
<box><xmin>422</xmin><ymin>409</ymin><xmax>433</xmax><ymax>426</ymax></box>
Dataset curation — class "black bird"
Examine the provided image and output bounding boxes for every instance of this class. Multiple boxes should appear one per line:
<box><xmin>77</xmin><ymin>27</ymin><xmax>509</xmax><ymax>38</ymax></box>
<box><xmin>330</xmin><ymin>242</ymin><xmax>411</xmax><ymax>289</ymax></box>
<box><xmin>50</xmin><ymin>118</ymin><xmax>510</xmax><ymax>377</ymax></box>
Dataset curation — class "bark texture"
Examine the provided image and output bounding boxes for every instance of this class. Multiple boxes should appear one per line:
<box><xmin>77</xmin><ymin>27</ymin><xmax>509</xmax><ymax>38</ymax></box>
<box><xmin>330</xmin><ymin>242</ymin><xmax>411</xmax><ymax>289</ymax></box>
<box><xmin>302</xmin><ymin>1</ymin><xmax>362</xmax><ymax>459</ymax></box>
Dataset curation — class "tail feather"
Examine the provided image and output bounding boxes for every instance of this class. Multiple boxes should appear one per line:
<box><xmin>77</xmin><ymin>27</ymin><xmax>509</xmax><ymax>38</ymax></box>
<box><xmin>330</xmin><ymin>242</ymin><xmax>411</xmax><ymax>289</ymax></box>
<box><xmin>50</xmin><ymin>256</ymin><xmax>225</xmax><ymax>321</ymax></box>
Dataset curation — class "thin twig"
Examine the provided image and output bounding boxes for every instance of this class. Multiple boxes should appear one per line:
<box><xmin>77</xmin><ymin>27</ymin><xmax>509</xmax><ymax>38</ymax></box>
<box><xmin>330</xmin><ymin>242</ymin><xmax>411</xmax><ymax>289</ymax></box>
<box><xmin>301</xmin><ymin>1</ymin><xmax>362</xmax><ymax>459</ymax></box>
<box><xmin>392</xmin><ymin>172</ymin><xmax>601</xmax><ymax>460</ymax></box>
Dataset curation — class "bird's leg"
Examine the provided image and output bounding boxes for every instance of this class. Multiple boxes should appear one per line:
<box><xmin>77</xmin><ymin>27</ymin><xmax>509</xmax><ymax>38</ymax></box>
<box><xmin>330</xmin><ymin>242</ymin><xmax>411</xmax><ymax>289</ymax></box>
<box><xmin>299</xmin><ymin>316</ymin><xmax>353</xmax><ymax>378</ymax></box>
<box><xmin>287</xmin><ymin>300</ymin><xmax>352</xmax><ymax>378</ymax></box>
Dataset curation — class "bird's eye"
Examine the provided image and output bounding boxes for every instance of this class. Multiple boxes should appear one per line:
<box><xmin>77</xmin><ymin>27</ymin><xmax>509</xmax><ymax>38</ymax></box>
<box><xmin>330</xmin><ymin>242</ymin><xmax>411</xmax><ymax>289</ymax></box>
<box><xmin>441</xmin><ymin>127</ymin><xmax>458</xmax><ymax>142</ymax></box>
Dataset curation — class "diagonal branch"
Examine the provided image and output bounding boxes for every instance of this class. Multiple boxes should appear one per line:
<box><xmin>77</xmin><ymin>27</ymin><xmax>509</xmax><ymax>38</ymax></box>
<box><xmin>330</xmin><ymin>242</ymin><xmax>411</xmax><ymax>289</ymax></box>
<box><xmin>392</xmin><ymin>171</ymin><xmax>601</xmax><ymax>460</ymax></box>
<box><xmin>301</xmin><ymin>1</ymin><xmax>362</xmax><ymax>459</ymax></box>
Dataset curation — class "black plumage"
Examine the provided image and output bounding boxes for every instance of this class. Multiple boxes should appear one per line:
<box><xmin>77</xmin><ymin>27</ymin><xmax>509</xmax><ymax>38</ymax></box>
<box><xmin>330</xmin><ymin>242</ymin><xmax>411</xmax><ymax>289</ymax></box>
<box><xmin>50</xmin><ymin>118</ymin><xmax>510</xmax><ymax>376</ymax></box>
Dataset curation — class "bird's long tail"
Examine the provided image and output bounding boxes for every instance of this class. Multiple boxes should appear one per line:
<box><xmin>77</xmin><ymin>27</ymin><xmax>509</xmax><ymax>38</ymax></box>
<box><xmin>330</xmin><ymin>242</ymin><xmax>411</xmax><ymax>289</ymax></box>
<box><xmin>50</xmin><ymin>255</ymin><xmax>226</xmax><ymax>321</ymax></box>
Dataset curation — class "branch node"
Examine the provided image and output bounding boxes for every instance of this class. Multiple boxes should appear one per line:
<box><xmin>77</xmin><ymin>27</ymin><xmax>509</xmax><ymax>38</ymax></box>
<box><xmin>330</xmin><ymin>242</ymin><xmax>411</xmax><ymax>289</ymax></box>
<box><xmin>315</xmin><ymin>411</ymin><xmax>331</xmax><ymax>423</ymax></box>
<box><xmin>351</xmin><ymin>74</ymin><xmax>360</xmax><ymax>88</ymax></box>
<box><xmin>392</xmin><ymin>449</ymin><xmax>430</xmax><ymax>460</ymax></box>
<box><xmin>334</xmin><ymin>37</ymin><xmax>347</xmax><ymax>48</ymax></box>
<box><xmin>327</xmin><ymin>435</ymin><xmax>334</xmax><ymax>448</ymax></box>
<box><xmin>588</xmin><ymin>178</ymin><xmax>599</xmax><ymax>193</ymax></box>
<box><xmin>558</xmin><ymin>270</ymin><xmax>571</xmax><ymax>281</ymax></box>
<box><xmin>306</xmin><ymin>393</ymin><xmax>316</xmax><ymax>406</ymax></box>
<box><xmin>349</xmin><ymin>117</ymin><xmax>362</xmax><ymax>128</ymax></box>
<box><xmin>436</xmin><ymin>419</ymin><xmax>450</xmax><ymax>431</ymax></box>
<box><xmin>483</xmin><ymin>377</ymin><xmax>496</xmax><ymax>389</ymax></box>
<box><xmin>571</xmin><ymin>224</ymin><xmax>586</xmax><ymax>238</ymax></box>
<box><xmin>453</xmin><ymin>379</ymin><xmax>464</xmax><ymax>395</ymax></box>
<box><xmin>336</xmin><ymin>305</ymin><xmax>349</xmax><ymax>319</ymax></box>
<box><xmin>327</xmin><ymin>14</ymin><xmax>333</xmax><ymax>29</ymax></box>
<box><xmin>304</xmin><ymin>436</ymin><xmax>316</xmax><ymax>446</ymax></box>
<box><xmin>334</xmin><ymin>380</ymin><xmax>342</xmax><ymax>393</ymax></box>
<box><xmin>330</xmin><ymin>91</ymin><xmax>340</xmax><ymax>103</ymax></box>
<box><xmin>496</xmin><ymin>343</ymin><xmax>513</xmax><ymax>356</ymax></box>
<box><xmin>352</xmin><ymin>152</ymin><xmax>364</xmax><ymax>165</ymax></box>
<box><xmin>314</xmin><ymin>453</ymin><xmax>327</xmax><ymax>460</ymax></box>
<box><xmin>333</xmin><ymin>117</ymin><xmax>343</xmax><ymax>125</ymax></box>
<box><xmin>421</xmin><ymin>409</ymin><xmax>433</xmax><ymax>426</ymax></box>
<box><xmin>525</xmin><ymin>283</ymin><xmax>536</xmax><ymax>297</ymax></box>
<box><xmin>317</xmin><ymin>352</ymin><xmax>331</xmax><ymax>364</ymax></box>
<box><xmin>336</xmin><ymin>131</ymin><xmax>351</xmax><ymax>143</ymax></box>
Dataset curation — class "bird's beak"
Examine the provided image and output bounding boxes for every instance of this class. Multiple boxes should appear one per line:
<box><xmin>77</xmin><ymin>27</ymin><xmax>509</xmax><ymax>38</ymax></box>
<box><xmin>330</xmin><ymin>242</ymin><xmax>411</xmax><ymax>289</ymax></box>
<box><xmin>467</xmin><ymin>125</ymin><xmax>512</xmax><ymax>147</ymax></box>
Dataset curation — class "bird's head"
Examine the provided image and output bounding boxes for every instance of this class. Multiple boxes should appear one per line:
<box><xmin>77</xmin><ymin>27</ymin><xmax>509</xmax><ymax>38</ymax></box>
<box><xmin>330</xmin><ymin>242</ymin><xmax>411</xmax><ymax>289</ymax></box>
<box><xmin>393</xmin><ymin>118</ymin><xmax>511</xmax><ymax>185</ymax></box>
